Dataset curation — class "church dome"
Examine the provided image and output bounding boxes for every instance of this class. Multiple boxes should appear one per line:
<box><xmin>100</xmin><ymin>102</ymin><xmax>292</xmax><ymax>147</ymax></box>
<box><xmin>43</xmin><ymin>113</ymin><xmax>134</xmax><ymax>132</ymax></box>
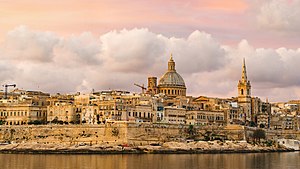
<box><xmin>158</xmin><ymin>55</ymin><xmax>186</xmax><ymax>88</ymax></box>
<box><xmin>158</xmin><ymin>71</ymin><xmax>186</xmax><ymax>87</ymax></box>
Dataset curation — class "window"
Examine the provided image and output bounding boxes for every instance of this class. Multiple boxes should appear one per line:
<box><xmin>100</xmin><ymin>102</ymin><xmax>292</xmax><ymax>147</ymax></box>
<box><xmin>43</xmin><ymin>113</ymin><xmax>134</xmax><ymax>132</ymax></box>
<box><xmin>241</xmin><ymin>89</ymin><xmax>244</xmax><ymax>95</ymax></box>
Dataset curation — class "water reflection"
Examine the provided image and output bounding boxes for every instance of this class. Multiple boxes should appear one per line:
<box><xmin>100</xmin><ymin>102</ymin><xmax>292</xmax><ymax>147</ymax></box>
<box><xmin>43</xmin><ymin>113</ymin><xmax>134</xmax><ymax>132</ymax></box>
<box><xmin>0</xmin><ymin>152</ymin><xmax>299</xmax><ymax>169</ymax></box>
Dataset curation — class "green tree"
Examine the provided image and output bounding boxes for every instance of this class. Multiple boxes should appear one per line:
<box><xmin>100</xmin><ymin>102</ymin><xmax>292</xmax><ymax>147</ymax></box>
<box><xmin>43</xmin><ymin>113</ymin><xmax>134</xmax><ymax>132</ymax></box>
<box><xmin>186</xmin><ymin>125</ymin><xmax>197</xmax><ymax>139</ymax></box>
<box><xmin>259</xmin><ymin>123</ymin><xmax>265</xmax><ymax>128</ymax></box>
<box><xmin>0</xmin><ymin>120</ymin><xmax>5</xmax><ymax>125</ymax></box>
<box><xmin>249</xmin><ymin>121</ymin><xmax>256</xmax><ymax>127</ymax></box>
<box><xmin>51</xmin><ymin>116</ymin><xmax>59</xmax><ymax>124</ymax></box>
<box><xmin>252</xmin><ymin>129</ymin><xmax>266</xmax><ymax>143</ymax></box>
<box><xmin>28</xmin><ymin>120</ymin><xmax>43</xmax><ymax>125</ymax></box>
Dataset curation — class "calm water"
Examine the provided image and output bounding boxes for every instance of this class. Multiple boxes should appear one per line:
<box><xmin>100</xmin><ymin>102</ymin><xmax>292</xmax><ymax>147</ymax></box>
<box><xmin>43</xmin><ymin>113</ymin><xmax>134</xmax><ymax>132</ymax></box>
<box><xmin>0</xmin><ymin>152</ymin><xmax>299</xmax><ymax>169</ymax></box>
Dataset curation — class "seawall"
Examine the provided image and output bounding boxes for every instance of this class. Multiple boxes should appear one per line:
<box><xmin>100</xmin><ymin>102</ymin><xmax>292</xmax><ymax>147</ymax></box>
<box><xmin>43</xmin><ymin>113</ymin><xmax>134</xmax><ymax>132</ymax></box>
<box><xmin>0</xmin><ymin>123</ymin><xmax>245</xmax><ymax>145</ymax></box>
<box><xmin>1</xmin><ymin>123</ymin><xmax>299</xmax><ymax>146</ymax></box>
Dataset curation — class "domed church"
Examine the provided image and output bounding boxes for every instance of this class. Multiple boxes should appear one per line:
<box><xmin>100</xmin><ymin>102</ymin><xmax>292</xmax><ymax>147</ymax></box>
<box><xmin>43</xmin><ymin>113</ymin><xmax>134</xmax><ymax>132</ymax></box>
<box><xmin>147</xmin><ymin>54</ymin><xmax>186</xmax><ymax>97</ymax></box>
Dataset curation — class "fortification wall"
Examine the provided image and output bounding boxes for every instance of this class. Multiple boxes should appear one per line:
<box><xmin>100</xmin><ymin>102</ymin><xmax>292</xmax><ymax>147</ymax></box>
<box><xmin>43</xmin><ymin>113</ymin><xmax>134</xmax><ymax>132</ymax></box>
<box><xmin>0</xmin><ymin>123</ymin><xmax>128</xmax><ymax>145</ymax></box>
<box><xmin>0</xmin><ymin>123</ymin><xmax>250</xmax><ymax>145</ymax></box>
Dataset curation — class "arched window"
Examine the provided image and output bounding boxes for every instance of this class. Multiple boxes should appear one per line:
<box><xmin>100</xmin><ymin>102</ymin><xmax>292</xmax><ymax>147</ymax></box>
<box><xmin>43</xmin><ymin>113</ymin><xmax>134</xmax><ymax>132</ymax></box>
<box><xmin>241</xmin><ymin>89</ymin><xmax>244</xmax><ymax>95</ymax></box>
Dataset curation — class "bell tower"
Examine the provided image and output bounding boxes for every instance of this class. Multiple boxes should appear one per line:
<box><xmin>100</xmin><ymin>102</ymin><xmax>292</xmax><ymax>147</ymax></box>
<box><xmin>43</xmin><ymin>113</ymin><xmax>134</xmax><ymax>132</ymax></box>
<box><xmin>238</xmin><ymin>58</ymin><xmax>252</xmax><ymax>122</ymax></box>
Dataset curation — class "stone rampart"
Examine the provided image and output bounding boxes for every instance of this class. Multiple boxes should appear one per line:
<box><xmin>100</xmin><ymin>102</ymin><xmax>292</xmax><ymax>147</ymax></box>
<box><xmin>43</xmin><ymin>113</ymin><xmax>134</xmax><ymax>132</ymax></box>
<box><xmin>0</xmin><ymin>123</ymin><xmax>128</xmax><ymax>145</ymax></box>
<box><xmin>0</xmin><ymin>123</ymin><xmax>252</xmax><ymax>145</ymax></box>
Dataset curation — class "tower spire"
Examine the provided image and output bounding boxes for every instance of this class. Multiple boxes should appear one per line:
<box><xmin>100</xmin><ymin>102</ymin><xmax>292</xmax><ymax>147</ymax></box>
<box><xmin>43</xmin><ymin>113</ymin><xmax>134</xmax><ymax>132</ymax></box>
<box><xmin>241</xmin><ymin>58</ymin><xmax>247</xmax><ymax>82</ymax></box>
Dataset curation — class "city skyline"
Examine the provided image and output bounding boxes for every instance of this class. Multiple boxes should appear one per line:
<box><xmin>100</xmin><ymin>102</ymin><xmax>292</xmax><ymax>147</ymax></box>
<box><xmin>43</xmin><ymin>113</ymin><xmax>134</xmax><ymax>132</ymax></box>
<box><xmin>1</xmin><ymin>0</ymin><xmax>300</xmax><ymax>102</ymax></box>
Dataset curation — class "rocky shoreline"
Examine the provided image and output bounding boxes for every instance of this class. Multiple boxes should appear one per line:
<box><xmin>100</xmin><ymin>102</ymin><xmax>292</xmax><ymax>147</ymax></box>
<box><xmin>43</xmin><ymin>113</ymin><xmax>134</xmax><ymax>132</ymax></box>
<box><xmin>0</xmin><ymin>141</ymin><xmax>295</xmax><ymax>154</ymax></box>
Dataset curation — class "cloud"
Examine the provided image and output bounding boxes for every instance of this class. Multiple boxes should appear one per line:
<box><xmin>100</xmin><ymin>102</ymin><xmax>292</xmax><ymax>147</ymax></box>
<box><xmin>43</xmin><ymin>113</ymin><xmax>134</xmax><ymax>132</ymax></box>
<box><xmin>1</xmin><ymin>26</ymin><xmax>300</xmax><ymax>102</ymax></box>
<box><xmin>256</xmin><ymin>0</ymin><xmax>300</xmax><ymax>32</ymax></box>
<box><xmin>167</xmin><ymin>30</ymin><xmax>227</xmax><ymax>74</ymax></box>
<box><xmin>99</xmin><ymin>28</ymin><xmax>166</xmax><ymax>74</ymax></box>
<box><xmin>1</xmin><ymin>26</ymin><xmax>59</xmax><ymax>62</ymax></box>
<box><xmin>54</xmin><ymin>32</ymin><xmax>102</xmax><ymax>67</ymax></box>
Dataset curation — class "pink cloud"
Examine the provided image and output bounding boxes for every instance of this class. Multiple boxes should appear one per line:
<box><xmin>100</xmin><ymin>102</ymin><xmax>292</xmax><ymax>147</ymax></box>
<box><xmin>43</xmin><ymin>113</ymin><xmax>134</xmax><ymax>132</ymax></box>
<box><xmin>0</xmin><ymin>0</ymin><xmax>299</xmax><ymax>51</ymax></box>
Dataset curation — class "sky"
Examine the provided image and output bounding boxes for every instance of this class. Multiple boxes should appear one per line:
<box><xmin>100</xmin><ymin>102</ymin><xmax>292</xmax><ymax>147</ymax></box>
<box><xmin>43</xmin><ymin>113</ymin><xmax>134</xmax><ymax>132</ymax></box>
<box><xmin>1</xmin><ymin>0</ymin><xmax>300</xmax><ymax>102</ymax></box>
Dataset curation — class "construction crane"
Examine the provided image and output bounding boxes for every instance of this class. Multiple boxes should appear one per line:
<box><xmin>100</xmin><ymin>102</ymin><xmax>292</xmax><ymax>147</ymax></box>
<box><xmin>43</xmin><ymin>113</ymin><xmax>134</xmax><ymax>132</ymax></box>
<box><xmin>134</xmin><ymin>83</ymin><xmax>146</xmax><ymax>94</ymax></box>
<box><xmin>3</xmin><ymin>84</ymin><xmax>16</xmax><ymax>99</ymax></box>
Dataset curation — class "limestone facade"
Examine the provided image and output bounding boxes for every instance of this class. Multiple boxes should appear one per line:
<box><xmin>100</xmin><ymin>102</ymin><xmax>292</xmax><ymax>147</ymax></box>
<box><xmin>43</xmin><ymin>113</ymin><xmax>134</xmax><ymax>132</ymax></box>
<box><xmin>163</xmin><ymin>106</ymin><xmax>186</xmax><ymax>124</ymax></box>
<box><xmin>47</xmin><ymin>94</ymin><xmax>77</xmax><ymax>123</ymax></box>
<box><xmin>186</xmin><ymin>110</ymin><xmax>225</xmax><ymax>126</ymax></box>
<box><xmin>126</xmin><ymin>105</ymin><xmax>153</xmax><ymax>122</ymax></box>
<box><xmin>0</xmin><ymin>90</ymin><xmax>49</xmax><ymax>125</ymax></box>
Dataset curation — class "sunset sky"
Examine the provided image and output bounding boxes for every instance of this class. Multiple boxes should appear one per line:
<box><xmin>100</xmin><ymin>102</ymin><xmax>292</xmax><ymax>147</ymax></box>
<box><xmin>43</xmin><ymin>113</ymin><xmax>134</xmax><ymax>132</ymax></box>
<box><xmin>1</xmin><ymin>0</ymin><xmax>300</xmax><ymax>102</ymax></box>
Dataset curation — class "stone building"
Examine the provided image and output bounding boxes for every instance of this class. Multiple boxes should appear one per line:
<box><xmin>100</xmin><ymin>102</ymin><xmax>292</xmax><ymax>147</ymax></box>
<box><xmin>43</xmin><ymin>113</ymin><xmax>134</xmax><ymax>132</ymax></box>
<box><xmin>47</xmin><ymin>102</ymin><xmax>76</xmax><ymax>123</ymax></box>
<box><xmin>0</xmin><ymin>90</ymin><xmax>49</xmax><ymax>125</ymax></box>
<box><xmin>226</xmin><ymin>102</ymin><xmax>244</xmax><ymax>125</ymax></box>
<box><xmin>47</xmin><ymin>94</ymin><xmax>77</xmax><ymax>123</ymax></box>
<box><xmin>147</xmin><ymin>54</ymin><xmax>186</xmax><ymax>97</ymax></box>
<box><xmin>186</xmin><ymin>110</ymin><xmax>225</xmax><ymax>126</ymax></box>
<box><xmin>95</xmin><ymin>90</ymin><xmax>150</xmax><ymax>123</ymax></box>
<box><xmin>81</xmin><ymin>105</ymin><xmax>98</xmax><ymax>124</ymax></box>
<box><xmin>163</xmin><ymin>106</ymin><xmax>186</xmax><ymax>124</ymax></box>
<box><xmin>126</xmin><ymin>105</ymin><xmax>153</xmax><ymax>122</ymax></box>
<box><xmin>251</xmin><ymin>97</ymin><xmax>269</xmax><ymax>127</ymax></box>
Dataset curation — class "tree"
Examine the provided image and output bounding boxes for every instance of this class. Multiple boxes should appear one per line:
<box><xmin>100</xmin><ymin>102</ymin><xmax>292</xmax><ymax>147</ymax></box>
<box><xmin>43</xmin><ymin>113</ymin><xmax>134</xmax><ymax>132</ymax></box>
<box><xmin>185</xmin><ymin>125</ymin><xmax>197</xmax><ymax>139</ymax></box>
<box><xmin>252</xmin><ymin>129</ymin><xmax>266</xmax><ymax>143</ymax></box>
<box><xmin>51</xmin><ymin>117</ymin><xmax>59</xmax><ymax>124</ymax></box>
<box><xmin>259</xmin><ymin>123</ymin><xmax>265</xmax><ymax>128</ymax></box>
<box><xmin>0</xmin><ymin>120</ymin><xmax>5</xmax><ymax>125</ymax></box>
<box><xmin>250</xmin><ymin>121</ymin><xmax>256</xmax><ymax>127</ymax></box>
<box><xmin>28</xmin><ymin>120</ymin><xmax>43</xmax><ymax>125</ymax></box>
